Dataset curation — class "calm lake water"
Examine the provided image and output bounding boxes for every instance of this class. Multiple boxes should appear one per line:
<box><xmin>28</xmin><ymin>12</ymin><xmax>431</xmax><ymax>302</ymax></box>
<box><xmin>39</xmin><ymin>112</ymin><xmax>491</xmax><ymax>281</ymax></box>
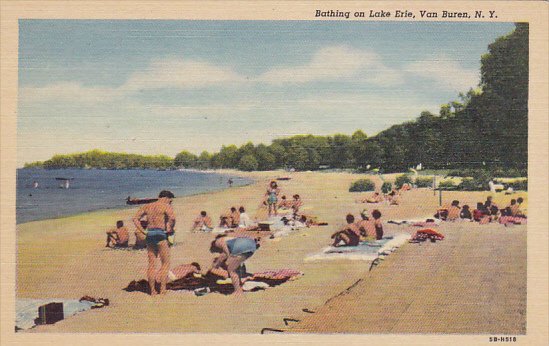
<box><xmin>16</xmin><ymin>169</ymin><xmax>252</xmax><ymax>224</ymax></box>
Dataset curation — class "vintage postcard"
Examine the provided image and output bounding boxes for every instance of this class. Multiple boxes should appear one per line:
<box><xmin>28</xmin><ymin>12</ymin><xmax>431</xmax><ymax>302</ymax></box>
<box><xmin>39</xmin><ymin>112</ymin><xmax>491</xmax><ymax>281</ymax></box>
<box><xmin>1</xmin><ymin>1</ymin><xmax>548</xmax><ymax>345</ymax></box>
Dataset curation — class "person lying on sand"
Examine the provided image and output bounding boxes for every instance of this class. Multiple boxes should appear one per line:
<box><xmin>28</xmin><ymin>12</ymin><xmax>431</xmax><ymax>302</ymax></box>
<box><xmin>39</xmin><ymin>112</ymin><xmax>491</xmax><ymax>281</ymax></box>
<box><xmin>133</xmin><ymin>190</ymin><xmax>176</xmax><ymax>296</ymax></box>
<box><xmin>106</xmin><ymin>220</ymin><xmax>129</xmax><ymax>248</ymax></box>
<box><xmin>367</xmin><ymin>192</ymin><xmax>384</xmax><ymax>203</ymax></box>
<box><xmin>331</xmin><ymin>214</ymin><xmax>361</xmax><ymax>247</ymax></box>
<box><xmin>168</xmin><ymin>262</ymin><xmax>201</xmax><ymax>282</ymax></box>
<box><xmin>386</xmin><ymin>189</ymin><xmax>400</xmax><ymax>205</ymax></box>
<box><xmin>447</xmin><ymin>200</ymin><xmax>461</xmax><ymax>221</ymax></box>
<box><xmin>208</xmin><ymin>234</ymin><xmax>260</xmax><ymax>295</ymax></box>
<box><xmin>191</xmin><ymin>211</ymin><xmax>214</xmax><ymax>232</ymax></box>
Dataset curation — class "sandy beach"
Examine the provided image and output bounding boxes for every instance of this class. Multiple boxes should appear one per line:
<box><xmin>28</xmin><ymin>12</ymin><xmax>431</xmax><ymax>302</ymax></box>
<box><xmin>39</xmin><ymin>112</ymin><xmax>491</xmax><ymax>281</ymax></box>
<box><xmin>16</xmin><ymin>170</ymin><xmax>527</xmax><ymax>334</ymax></box>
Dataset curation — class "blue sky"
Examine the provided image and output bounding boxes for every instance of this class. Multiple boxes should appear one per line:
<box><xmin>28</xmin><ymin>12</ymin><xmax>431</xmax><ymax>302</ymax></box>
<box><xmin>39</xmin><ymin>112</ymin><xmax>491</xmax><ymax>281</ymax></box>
<box><xmin>17</xmin><ymin>20</ymin><xmax>515</xmax><ymax>166</ymax></box>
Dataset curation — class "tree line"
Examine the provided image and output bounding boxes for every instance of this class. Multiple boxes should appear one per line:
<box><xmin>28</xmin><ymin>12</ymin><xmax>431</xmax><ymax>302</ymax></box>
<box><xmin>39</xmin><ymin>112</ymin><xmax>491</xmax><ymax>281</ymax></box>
<box><xmin>25</xmin><ymin>24</ymin><xmax>528</xmax><ymax>173</ymax></box>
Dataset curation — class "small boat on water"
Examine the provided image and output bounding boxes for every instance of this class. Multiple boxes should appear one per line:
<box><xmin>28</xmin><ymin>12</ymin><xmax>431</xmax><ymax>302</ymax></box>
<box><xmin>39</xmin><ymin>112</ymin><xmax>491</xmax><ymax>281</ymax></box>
<box><xmin>126</xmin><ymin>196</ymin><xmax>158</xmax><ymax>205</ymax></box>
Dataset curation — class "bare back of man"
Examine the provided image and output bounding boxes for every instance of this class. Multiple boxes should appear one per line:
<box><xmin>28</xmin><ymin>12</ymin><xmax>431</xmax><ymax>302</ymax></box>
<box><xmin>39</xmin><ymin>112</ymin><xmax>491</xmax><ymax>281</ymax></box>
<box><xmin>133</xmin><ymin>190</ymin><xmax>176</xmax><ymax>296</ymax></box>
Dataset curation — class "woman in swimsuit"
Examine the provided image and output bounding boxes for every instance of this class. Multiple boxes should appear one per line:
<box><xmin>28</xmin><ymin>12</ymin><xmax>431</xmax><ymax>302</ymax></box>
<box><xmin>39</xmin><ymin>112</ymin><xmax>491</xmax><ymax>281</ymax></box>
<box><xmin>265</xmin><ymin>181</ymin><xmax>280</xmax><ymax>216</ymax></box>
<box><xmin>208</xmin><ymin>234</ymin><xmax>260</xmax><ymax>295</ymax></box>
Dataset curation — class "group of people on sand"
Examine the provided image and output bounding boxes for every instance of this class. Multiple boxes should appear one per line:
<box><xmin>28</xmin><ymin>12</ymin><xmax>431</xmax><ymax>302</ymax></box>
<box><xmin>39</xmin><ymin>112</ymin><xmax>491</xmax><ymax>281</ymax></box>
<box><xmin>263</xmin><ymin>181</ymin><xmax>304</xmax><ymax>216</ymax></box>
<box><xmin>331</xmin><ymin>209</ymin><xmax>384</xmax><ymax>247</ymax></box>
<box><xmin>118</xmin><ymin>190</ymin><xmax>261</xmax><ymax>296</ymax></box>
<box><xmin>189</xmin><ymin>206</ymin><xmax>256</xmax><ymax>232</ymax></box>
<box><xmin>435</xmin><ymin>196</ymin><xmax>526</xmax><ymax>224</ymax></box>
<box><xmin>106</xmin><ymin>219</ymin><xmax>148</xmax><ymax>249</ymax></box>
<box><xmin>357</xmin><ymin>183</ymin><xmax>411</xmax><ymax>206</ymax></box>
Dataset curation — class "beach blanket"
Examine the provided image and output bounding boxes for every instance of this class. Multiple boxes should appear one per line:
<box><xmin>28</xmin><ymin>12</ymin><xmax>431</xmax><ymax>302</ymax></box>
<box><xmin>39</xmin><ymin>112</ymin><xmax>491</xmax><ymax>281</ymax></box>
<box><xmin>16</xmin><ymin>296</ymin><xmax>107</xmax><ymax>331</ymax></box>
<box><xmin>499</xmin><ymin>216</ymin><xmax>527</xmax><ymax>226</ymax></box>
<box><xmin>124</xmin><ymin>269</ymin><xmax>303</xmax><ymax>295</ymax></box>
<box><xmin>388</xmin><ymin>218</ymin><xmax>441</xmax><ymax>226</ymax></box>
<box><xmin>304</xmin><ymin>234</ymin><xmax>411</xmax><ymax>261</ymax></box>
<box><xmin>410</xmin><ymin>228</ymin><xmax>445</xmax><ymax>243</ymax></box>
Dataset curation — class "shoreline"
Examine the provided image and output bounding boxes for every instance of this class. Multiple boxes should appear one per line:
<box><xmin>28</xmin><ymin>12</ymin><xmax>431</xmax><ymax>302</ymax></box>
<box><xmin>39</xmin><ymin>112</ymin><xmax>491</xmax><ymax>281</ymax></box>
<box><xmin>16</xmin><ymin>168</ymin><xmax>255</xmax><ymax>225</ymax></box>
<box><xmin>16</xmin><ymin>170</ymin><xmax>527</xmax><ymax>334</ymax></box>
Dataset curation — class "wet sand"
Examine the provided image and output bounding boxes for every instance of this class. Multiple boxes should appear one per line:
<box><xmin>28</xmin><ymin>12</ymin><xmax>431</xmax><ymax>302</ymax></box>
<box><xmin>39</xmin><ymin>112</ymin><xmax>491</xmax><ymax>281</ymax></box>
<box><xmin>16</xmin><ymin>170</ymin><xmax>527</xmax><ymax>333</ymax></box>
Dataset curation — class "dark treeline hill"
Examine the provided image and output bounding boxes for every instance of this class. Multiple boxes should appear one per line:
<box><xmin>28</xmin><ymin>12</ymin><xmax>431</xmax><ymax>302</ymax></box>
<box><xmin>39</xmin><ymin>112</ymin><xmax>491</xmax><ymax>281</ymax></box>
<box><xmin>26</xmin><ymin>24</ymin><xmax>527</xmax><ymax>173</ymax></box>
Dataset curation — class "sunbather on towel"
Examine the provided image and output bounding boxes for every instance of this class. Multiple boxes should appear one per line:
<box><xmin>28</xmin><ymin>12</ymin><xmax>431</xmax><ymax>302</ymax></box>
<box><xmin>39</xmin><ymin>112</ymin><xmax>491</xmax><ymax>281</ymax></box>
<box><xmin>191</xmin><ymin>211</ymin><xmax>214</xmax><ymax>232</ymax></box>
<box><xmin>208</xmin><ymin>234</ymin><xmax>260</xmax><ymax>295</ymax></box>
<box><xmin>371</xmin><ymin>209</ymin><xmax>384</xmax><ymax>240</ymax></box>
<box><xmin>331</xmin><ymin>214</ymin><xmax>361</xmax><ymax>247</ymax></box>
<box><xmin>473</xmin><ymin>202</ymin><xmax>492</xmax><ymax>224</ymax></box>
<box><xmin>507</xmin><ymin>199</ymin><xmax>521</xmax><ymax>217</ymax></box>
<box><xmin>236</xmin><ymin>206</ymin><xmax>259</xmax><ymax>231</ymax></box>
<box><xmin>356</xmin><ymin>210</ymin><xmax>375</xmax><ymax>241</ymax></box>
<box><xmin>386</xmin><ymin>189</ymin><xmax>400</xmax><ymax>205</ymax></box>
<box><xmin>168</xmin><ymin>262</ymin><xmax>201</xmax><ymax>282</ymax></box>
<box><xmin>446</xmin><ymin>200</ymin><xmax>461</xmax><ymax>221</ymax></box>
<box><xmin>106</xmin><ymin>220</ymin><xmax>129</xmax><ymax>248</ymax></box>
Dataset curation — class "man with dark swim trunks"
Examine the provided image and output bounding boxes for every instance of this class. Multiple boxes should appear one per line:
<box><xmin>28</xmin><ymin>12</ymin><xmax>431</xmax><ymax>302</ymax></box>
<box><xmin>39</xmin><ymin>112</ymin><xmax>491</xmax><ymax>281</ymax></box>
<box><xmin>133</xmin><ymin>190</ymin><xmax>176</xmax><ymax>296</ymax></box>
<box><xmin>331</xmin><ymin>214</ymin><xmax>361</xmax><ymax>247</ymax></box>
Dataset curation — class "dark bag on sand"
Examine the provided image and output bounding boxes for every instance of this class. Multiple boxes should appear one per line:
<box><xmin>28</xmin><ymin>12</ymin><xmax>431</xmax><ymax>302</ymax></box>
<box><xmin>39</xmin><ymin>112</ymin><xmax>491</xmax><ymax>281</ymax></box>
<box><xmin>36</xmin><ymin>302</ymin><xmax>64</xmax><ymax>325</ymax></box>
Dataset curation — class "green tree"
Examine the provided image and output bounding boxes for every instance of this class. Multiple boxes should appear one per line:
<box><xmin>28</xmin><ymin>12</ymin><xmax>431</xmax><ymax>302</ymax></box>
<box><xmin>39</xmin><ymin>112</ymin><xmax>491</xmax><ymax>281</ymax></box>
<box><xmin>238</xmin><ymin>154</ymin><xmax>259</xmax><ymax>171</ymax></box>
<box><xmin>174</xmin><ymin>150</ymin><xmax>197</xmax><ymax>168</ymax></box>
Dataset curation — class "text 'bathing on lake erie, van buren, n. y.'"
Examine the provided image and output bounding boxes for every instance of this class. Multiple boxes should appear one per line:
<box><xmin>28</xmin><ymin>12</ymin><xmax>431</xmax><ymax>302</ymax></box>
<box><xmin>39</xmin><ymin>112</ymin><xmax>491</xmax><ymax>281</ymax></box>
<box><xmin>315</xmin><ymin>10</ymin><xmax>497</xmax><ymax>19</ymax></box>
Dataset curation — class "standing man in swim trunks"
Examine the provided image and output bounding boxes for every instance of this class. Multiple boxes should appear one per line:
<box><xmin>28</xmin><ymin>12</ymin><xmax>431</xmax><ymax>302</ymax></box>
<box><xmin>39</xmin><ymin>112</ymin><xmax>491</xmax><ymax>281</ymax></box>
<box><xmin>133</xmin><ymin>190</ymin><xmax>176</xmax><ymax>296</ymax></box>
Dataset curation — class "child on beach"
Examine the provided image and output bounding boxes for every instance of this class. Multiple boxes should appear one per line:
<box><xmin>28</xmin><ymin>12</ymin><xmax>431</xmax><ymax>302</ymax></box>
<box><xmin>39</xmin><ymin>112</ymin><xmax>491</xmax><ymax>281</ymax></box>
<box><xmin>106</xmin><ymin>220</ymin><xmax>129</xmax><ymax>248</ymax></box>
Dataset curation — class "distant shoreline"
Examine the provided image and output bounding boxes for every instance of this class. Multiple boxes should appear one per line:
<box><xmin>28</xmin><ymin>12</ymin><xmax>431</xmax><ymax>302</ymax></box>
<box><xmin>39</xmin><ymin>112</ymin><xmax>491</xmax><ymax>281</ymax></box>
<box><xmin>16</xmin><ymin>168</ymin><xmax>254</xmax><ymax>225</ymax></box>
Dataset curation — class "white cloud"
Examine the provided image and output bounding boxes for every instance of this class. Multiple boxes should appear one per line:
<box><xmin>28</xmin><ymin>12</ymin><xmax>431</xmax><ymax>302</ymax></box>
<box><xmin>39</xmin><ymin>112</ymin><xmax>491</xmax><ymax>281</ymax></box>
<box><xmin>19</xmin><ymin>82</ymin><xmax>122</xmax><ymax>104</ymax></box>
<box><xmin>406</xmin><ymin>55</ymin><xmax>479</xmax><ymax>92</ymax></box>
<box><xmin>121</xmin><ymin>58</ymin><xmax>246</xmax><ymax>91</ymax></box>
<box><xmin>258</xmin><ymin>45</ymin><xmax>404</xmax><ymax>86</ymax></box>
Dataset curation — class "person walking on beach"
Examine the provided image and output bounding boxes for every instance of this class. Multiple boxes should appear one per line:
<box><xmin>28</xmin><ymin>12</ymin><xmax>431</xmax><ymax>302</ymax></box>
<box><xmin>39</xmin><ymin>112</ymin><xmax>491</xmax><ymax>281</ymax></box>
<box><xmin>133</xmin><ymin>190</ymin><xmax>176</xmax><ymax>296</ymax></box>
